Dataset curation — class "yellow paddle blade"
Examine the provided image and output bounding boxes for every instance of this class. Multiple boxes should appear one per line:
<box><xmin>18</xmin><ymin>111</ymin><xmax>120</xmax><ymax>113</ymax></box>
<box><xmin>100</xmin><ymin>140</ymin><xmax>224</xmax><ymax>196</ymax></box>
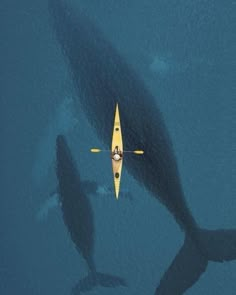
<box><xmin>90</xmin><ymin>148</ymin><xmax>101</xmax><ymax>153</ymax></box>
<box><xmin>133</xmin><ymin>150</ymin><xmax>144</xmax><ymax>154</ymax></box>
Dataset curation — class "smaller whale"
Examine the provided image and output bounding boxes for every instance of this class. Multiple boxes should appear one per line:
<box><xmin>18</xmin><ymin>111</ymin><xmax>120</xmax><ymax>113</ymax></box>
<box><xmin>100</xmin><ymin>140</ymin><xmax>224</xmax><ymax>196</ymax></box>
<box><xmin>56</xmin><ymin>135</ymin><xmax>126</xmax><ymax>294</ymax></box>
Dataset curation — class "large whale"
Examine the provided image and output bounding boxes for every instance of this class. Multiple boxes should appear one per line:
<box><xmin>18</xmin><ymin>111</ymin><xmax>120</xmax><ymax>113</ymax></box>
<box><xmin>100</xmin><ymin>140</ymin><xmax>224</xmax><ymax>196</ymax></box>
<box><xmin>56</xmin><ymin>135</ymin><xmax>126</xmax><ymax>294</ymax></box>
<box><xmin>49</xmin><ymin>1</ymin><xmax>236</xmax><ymax>294</ymax></box>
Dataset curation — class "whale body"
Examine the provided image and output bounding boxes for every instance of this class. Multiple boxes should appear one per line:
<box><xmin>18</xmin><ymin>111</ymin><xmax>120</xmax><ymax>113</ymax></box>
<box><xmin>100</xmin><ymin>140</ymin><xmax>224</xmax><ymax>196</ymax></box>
<box><xmin>56</xmin><ymin>135</ymin><xmax>126</xmax><ymax>294</ymax></box>
<box><xmin>49</xmin><ymin>1</ymin><xmax>236</xmax><ymax>294</ymax></box>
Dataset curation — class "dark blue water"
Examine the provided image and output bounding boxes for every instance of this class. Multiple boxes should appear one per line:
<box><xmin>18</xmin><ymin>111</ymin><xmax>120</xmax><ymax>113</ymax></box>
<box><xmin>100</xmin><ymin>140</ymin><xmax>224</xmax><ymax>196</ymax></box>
<box><xmin>1</xmin><ymin>0</ymin><xmax>235</xmax><ymax>294</ymax></box>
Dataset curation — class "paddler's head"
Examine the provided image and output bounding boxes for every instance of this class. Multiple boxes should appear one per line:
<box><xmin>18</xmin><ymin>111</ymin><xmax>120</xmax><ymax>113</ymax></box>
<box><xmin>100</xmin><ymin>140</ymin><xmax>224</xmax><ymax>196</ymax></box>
<box><xmin>113</xmin><ymin>153</ymin><xmax>121</xmax><ymax>161</ymax></box>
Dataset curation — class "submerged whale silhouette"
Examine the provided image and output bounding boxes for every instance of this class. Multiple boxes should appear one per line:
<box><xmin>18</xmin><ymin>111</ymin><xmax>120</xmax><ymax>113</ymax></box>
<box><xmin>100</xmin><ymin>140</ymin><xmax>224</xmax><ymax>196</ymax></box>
<box><xmin>49</xmin><ymin>1</ymin><xmax>236</xmax><ymax>294</ymax></box>
<box><xmin>56</xmin><ymin>135</ymin><xmax>126</xmax><ymax>294</ymax></box>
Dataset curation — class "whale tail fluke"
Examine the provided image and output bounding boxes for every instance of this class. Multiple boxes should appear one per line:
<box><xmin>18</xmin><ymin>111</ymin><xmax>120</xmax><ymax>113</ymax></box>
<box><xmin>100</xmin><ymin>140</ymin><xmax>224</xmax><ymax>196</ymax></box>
<box><xmin>155</xmin><ymin>235</ymin><xmax>207</xmax><ymax>295</ymax></box>
<box><xmin>155</xmin><ymin>229</ymin><xmax>236</xmax><ymax>295</ymax></box>
<box><xmin>199</xmin><ymin>229</ymin><xmax>236</xmax><ymax>262</ymax></box>
<box><xmin>72</xmin><ymin>272</ymin><xmax>127</xmax><ymax>294</ymax></box>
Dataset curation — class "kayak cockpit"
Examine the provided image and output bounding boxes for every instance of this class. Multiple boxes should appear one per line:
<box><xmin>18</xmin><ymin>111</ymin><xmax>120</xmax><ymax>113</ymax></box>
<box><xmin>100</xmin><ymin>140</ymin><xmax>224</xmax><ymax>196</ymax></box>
<box><xmin>112</xmin><ymin>145</ymin><xmax>123</xmax><ymax>161</ymax></box>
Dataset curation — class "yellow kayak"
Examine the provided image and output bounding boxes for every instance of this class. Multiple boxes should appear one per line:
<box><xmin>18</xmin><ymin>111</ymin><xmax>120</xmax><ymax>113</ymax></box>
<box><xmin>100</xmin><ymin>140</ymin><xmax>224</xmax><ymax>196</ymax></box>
<box><xmin>111</xmin><ymin>104</ymin><xmax>123</xmax><ymax>199</ymax></box>
<box><xmin>90</xmin><ymin>103</ymin><xmax>144</xmax><ymax>199</ymax></box>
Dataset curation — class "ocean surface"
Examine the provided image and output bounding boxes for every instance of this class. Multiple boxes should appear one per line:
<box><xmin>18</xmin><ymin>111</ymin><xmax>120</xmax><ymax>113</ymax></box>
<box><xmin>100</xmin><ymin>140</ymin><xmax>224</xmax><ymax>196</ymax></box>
<box><xmin>1</xmin><ymin>0</ymin><xmax>235</xmax><ymax>294</ymax></box>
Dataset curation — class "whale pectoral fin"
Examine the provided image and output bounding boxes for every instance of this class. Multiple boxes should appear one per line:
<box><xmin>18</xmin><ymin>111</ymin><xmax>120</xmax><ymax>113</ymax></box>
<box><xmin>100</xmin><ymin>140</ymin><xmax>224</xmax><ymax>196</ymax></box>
<box><xmin>72</xmin><ymin>272</ymin><xmax>127</xmax><ymax>294</ymax></box>
<box><xmin>199</xmin><ymin>229</ymin><xmax>236</xmax><ymax>262</ymax></box>
<box><xmin>96</xmin><ymin>272</ymin><xmax>127</xmax><ymax>288</ymax></box>
<box><xmin>96</xmin><ymin>185</ymin><xmax>110</xmax><ymax>195</ymax></box>
<box><xmin>96</xmin><ymin>185</ymin><xmax>133</xmax><ymax>201</ymax></box>
<box><xmin>120</xmin><ymin>191</ymin><xmax>133</xmax><ymax>201</ymax></box>
<box><xmin>82</xmin><ymin>180</ymin><xmax>98</xmax><ymax>195</ymax></box>
<box><xmin>155</xmin><ymin>236</ymin><xmax>207</xmax><ymax>295</ymax></box>
<box><xmin>36</xmin><ymin>190</ymin><xmax>59</xmax><ymax>222</ymax></box>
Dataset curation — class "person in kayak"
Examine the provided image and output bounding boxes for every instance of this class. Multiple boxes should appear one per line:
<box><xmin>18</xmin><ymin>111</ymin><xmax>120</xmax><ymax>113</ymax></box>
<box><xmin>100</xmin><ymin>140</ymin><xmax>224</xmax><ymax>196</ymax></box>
<box><xmin>112</xmin><ymin>146</ymin><xmax>123</xmax><ymax>161</ymax></box>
